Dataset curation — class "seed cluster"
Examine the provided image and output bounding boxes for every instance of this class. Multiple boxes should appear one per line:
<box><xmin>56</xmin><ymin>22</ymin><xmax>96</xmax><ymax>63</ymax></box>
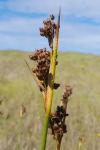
<box><xmin>49</xmin><ymin>86</ymin><xmax>72</xmax><ymax>140</ymax></box>
<box><xmin>62</xmin><ymin>85</ymin><xmax>72</xmax><ymax>100</ymax></box>
<box><xmin>29</xmin><ymin>13</ymin><xmax>73</xmax><ymax>148</ymax></box>
<box><xmin>29</xmin><ymin>48</ymin><xmax>59</xmax><ymax>91</ymax></box>
<box><xmin>30</xmin><ymin>48</ymin><xmax>50</xmax><ymax>81</ymax></box>
<box><xmin>39</xmin><ymin>15</ymin><xmax>57</xmax><ymax>48</ymax></box>
<box><xmin>49</xmin><ymin>106</ymin><xmax>68</xmax><ymax>139</ymax></box>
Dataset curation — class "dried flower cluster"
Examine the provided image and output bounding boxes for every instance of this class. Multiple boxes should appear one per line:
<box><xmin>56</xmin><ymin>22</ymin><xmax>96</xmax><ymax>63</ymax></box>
<box><xmin>28</xmin><ymin>12</ymin><xmax>72</xmax><ymax>149</ymax></box>
<box><xmin>40</xmin><ymin>14</ymin><xmax>57</xmax><ymax>48</ymax></box>
<box><xmin>29</xmin><ymin>48</ymin><xmax>60</xmax><ymax>92</ymax></box>
<box><xmin>49</xmin><ymin>106</ymin><xmax>68</xmax><ymax>138</ymax></box>
<box><xmin>49</xmin><ymin>86</ymin><xmax>72</xmax><ymax>141</ymax></box>
<box><xmin>29</xmin><ymin>48</ymin><xmax>50</xmax><ymax>82</ymax></box>
<box><xmin>29</xmin><ymin>15</ymin><xmax>59</xmax><ymax>93</ymax></box>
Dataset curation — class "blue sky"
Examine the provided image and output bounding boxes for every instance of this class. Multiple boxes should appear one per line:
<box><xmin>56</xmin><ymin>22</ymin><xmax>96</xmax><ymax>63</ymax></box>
<box><xmin>0</xmin><ymin>0</ymin><xmax>100</xmax><ymax>54</ymax></box>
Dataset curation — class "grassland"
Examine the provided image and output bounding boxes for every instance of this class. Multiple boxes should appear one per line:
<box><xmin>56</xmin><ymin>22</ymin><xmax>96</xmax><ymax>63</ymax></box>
<box><xmin>0</xmin><ymin>50</ymin><xmax>100</xmax><ymax>150</ymax></box>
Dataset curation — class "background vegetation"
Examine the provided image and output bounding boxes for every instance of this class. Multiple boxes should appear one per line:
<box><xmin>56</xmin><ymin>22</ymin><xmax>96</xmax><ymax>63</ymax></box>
<box><xmin>0</xmin><ymin>50</ymin><xmax>100</xmax><ymax>150</ymax></box>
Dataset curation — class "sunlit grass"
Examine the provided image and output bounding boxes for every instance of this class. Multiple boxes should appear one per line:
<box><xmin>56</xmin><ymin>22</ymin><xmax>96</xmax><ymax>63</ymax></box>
<box><xmin>0</xmin><ymin>51</ymin><xmax>100</xmax><ymax>149</ymax></box>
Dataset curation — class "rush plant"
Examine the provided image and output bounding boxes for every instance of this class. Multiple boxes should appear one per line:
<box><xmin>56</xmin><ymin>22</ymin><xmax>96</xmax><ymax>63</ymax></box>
<box><xmin>28</xmin><ymin>10</ymin><xmax>72</xmax><ymax>150</ymax></box>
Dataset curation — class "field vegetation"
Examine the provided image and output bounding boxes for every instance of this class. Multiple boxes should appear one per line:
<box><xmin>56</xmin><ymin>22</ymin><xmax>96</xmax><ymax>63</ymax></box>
<box><xmin>0</xmin><ymin>50</ymin><xmax>100</xmax><ymax>150</ymax></box>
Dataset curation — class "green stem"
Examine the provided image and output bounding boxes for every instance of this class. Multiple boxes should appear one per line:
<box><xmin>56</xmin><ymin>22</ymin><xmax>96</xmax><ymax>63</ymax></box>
<box><xmin>41</xmin><ymin>113</ymin><xmax>49</xmax><ymax>150</ymax></box>
<box><xmin>41</xmin><ymin>9</ymin><xmax>60</xmax><ymax>150</ymax></box>
<box><xmin>41</xmin><ymin>45</ymin><xmax>57</xmax><ymax>150</ymax></box>
<box><xmin>78</xmin><ymin>142</ymin><xmax>82</xmax><ymax>150</ymax></box>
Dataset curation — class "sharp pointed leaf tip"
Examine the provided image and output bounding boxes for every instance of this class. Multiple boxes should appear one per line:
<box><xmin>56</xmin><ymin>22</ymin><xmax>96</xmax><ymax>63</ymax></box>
<box><xmin>58</xmin><ymin>7</ymin><xmax>61</xmax><ymax>29</ymax></box>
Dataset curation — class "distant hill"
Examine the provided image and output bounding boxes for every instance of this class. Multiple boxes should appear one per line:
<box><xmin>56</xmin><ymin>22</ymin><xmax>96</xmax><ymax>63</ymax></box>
<box><xmin>0</xmin><ymin>50</ymin><xmax>100</xmax><ymax>150</ymax></box>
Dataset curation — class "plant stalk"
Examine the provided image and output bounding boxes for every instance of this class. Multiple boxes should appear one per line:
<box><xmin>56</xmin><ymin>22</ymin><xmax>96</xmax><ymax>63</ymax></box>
<box><xmin>56</xmin><ymin>140</ymin><xmax>62</xmax><ymax>150</ymax></box>
<box><xmin>41</xmin><ymin>9</ymin><xmax>60</xmax><ymax>150</ymax></box>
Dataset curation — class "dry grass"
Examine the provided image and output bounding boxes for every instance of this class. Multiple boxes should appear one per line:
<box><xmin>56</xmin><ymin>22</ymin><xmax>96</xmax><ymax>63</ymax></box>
<box><xmin>0</xmin><ymin>50</ymin><xmax>100</xmax><ymax>150</ymax></box>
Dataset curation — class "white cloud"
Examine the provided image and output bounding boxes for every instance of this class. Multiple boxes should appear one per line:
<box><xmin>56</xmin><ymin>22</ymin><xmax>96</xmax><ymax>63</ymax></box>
<box><xmin>0</xmin><ymin>0</ymin><xmax>100</xmax><ymax>54</ymax></box>
<box><xmin>0</xmin><ymin>15</ymin><xmax>100</xmax><ymax>53</ymax></box>
<box><xmin>2</xmin><ymin>0</ymin><xmax>100</xmax><ymax>19</ymax></box>
<box><xmin>59</xmin><ymin>22</ymin><xmax>100</xmax><ymax>52</ymax></box>
<box><xmin>0</xmin><ymin>31</ymin><xmax>49</xmax><ymax>51</ymax></box>
<box><xmin>0</xmin><ymin>17</ymin><xmax>43</xmax><ymax>35</ymax></box>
